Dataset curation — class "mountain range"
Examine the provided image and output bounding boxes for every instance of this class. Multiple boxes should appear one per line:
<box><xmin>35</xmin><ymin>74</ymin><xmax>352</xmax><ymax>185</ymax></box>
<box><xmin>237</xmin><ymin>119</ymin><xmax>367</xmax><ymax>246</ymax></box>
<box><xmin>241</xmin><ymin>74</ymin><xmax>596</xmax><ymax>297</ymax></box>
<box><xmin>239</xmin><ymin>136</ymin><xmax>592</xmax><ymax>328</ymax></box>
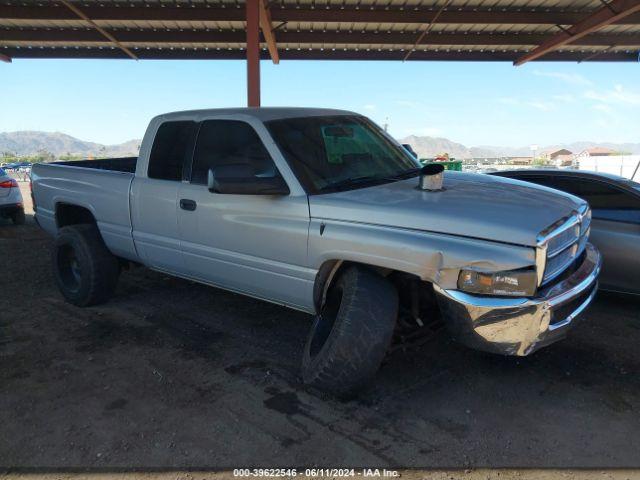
<box><xmin>0</xmin><ymin>131</ymin><xmax>140</xmax><ymax>158</ymax></box>
<box><xmin>1</xmin><ymin>130</ymin><xmax>638</xmax><ymax>161</ymax></box>
<box><xmin>400</xmin><ymin>135</ymin><xmax>640</xmax><ymax>159</ymax></box>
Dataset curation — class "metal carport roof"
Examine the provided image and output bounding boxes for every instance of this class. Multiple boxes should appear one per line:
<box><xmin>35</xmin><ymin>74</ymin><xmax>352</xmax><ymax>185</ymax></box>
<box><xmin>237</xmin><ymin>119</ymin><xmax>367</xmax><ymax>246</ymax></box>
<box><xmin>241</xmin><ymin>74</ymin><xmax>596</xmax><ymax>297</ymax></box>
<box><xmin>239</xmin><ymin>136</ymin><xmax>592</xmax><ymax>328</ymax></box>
<box><xmin>1</xmin><ymin>0</ymin><xmax>639</xmax><ymax>104</ymax></box>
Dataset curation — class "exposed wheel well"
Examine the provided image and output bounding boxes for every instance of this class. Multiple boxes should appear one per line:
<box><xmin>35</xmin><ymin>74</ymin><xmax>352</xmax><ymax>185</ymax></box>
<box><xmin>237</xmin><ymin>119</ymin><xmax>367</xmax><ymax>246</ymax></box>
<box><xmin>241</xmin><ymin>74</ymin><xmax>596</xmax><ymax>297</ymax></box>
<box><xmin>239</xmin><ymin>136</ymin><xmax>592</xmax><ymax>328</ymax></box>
<box><xmin>313</xmin><ymin>260</ymin><xmax>436</xmax><ymax>314</ymax></box>
<box><xmin>56</xmin><ymin>203</ymin><xmax>96</xmax><ymax>228</ymax></box>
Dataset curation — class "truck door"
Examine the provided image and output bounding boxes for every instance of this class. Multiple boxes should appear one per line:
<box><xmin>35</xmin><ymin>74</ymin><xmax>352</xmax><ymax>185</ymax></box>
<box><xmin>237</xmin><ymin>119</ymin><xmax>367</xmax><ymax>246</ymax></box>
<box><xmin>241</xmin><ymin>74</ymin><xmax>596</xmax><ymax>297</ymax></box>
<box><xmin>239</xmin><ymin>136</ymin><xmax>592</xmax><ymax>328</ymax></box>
<box><xmin>130</xmin><ymin>120</ymin><xmax>197</xmax><ymax>274</ymax></box>
<box><xmin>177</xmin><ymin>119</ymin><xmax>313</xmax><ymax>311</ymax></box>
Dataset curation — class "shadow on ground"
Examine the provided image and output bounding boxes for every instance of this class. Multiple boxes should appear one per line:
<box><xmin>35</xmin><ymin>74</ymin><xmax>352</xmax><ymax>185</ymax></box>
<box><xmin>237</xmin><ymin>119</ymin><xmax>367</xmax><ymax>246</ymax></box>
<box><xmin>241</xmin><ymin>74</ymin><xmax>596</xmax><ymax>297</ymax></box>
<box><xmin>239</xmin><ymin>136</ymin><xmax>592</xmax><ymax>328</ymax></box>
<box><xmin>1</xmin><ymin>221</ymin><xmax>639</xmax><ymax>469</ymax></box>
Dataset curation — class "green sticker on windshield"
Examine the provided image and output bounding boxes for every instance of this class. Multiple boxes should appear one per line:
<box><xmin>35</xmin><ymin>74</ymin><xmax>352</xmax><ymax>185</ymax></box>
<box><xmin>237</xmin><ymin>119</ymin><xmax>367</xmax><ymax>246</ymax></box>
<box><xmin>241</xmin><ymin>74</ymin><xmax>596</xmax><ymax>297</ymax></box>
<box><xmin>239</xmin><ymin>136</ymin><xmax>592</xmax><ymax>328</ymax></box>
<box><xmin>322</xmin><ymin>124</ymin><xmax>362</xmax><ymax>164</ymax></box>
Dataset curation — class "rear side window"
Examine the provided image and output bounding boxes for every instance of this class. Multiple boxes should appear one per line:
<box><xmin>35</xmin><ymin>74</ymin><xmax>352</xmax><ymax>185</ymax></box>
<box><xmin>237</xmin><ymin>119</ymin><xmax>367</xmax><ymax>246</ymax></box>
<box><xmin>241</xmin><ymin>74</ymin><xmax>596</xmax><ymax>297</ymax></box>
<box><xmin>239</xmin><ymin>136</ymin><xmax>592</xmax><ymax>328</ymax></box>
<box><xmin>190</xmin><ymin>120</ymin><xmax>278</xmax><ymax>185</ymax></box>
<box><xmin>510</xmin><ymin>175</ymin><xmax>551</xmax><ymax>188</ymax></box>
<box><xmin>148</xmin><ymin>121</ymin><xmax>197</xmax><ymax>181</ymax></box>
<box><xmin>549</xmin><ymin>177</ymin><xmax>640</xmax><ymax>211</ymax></box>
<box><xmin>518</xmin><ymin>175</ymin><xmax>640</xmax><ymax>224</ymax></box>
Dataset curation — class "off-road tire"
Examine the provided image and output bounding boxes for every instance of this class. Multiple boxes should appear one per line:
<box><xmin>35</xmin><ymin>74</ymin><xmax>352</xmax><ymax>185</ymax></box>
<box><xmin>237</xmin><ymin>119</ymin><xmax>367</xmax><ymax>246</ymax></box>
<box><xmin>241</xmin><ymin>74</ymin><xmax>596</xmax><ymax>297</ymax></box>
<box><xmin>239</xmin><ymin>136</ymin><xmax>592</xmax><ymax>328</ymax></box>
<box><xmin>301</xmin><ymin>266</ymin><xmax>399</xmax><ymax>398</ymax></box>
<box><xmin>11</xmin><ymin>209</ymin><xmax>25</xmax><ymax>225</ymax></box>
<box><xmin>52</xmin><ymin>224</ymin><xmax>120</xmax><ymax>307</ymax></box>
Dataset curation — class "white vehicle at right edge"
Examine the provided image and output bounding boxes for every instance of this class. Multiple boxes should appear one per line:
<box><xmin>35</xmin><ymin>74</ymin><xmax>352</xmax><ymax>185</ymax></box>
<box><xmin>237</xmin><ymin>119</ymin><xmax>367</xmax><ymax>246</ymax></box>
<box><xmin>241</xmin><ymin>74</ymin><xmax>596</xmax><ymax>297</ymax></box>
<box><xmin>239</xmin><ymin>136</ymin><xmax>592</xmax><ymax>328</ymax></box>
<box><xmin>0</xmin><ymin>167</ymin><xmax>25</xmax><ymax>225</ymax></box>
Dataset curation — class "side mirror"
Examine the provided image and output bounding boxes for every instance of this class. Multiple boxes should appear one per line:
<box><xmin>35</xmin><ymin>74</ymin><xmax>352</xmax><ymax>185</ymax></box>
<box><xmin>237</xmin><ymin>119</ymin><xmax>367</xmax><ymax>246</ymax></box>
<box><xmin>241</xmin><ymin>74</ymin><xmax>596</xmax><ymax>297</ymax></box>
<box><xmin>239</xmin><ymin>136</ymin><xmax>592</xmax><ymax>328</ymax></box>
<box><xmin>207</xmin><ymin>165</ymin><xmax>290</xmax><ymax>195</ymax></box>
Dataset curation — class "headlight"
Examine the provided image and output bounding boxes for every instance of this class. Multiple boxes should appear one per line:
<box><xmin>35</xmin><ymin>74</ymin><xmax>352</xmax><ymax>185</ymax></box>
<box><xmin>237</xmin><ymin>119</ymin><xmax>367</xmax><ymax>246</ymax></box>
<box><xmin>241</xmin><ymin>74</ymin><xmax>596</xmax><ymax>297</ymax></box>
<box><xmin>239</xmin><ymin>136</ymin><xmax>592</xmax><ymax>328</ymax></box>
<box><xmin>458</xmin><ymin>268</ymin><xmax>537</xmax><ymax>297</ymax></box>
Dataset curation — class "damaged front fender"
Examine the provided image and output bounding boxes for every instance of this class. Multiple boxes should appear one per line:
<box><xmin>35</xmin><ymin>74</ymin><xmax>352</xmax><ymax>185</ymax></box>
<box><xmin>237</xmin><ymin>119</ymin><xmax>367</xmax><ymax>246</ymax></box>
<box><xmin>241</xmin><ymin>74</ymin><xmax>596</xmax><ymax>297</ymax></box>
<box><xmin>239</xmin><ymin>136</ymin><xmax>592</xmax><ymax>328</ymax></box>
<box><xmin>308</xmin><ymin>218</ymin><xmax>536</xmax><ymax>291</ymax></box>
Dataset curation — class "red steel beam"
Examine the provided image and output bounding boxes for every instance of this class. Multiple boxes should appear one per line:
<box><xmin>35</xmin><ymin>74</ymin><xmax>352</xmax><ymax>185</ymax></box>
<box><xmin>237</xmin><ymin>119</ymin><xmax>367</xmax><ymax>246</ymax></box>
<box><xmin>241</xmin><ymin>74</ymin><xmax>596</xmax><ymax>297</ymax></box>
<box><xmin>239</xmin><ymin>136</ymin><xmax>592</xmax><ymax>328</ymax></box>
<box><xmin>3</xmin><ymin>29</ymin><xmax>640</xmax><ymax>47</ymax></box>
<box><xmin>404</xmin><ymin>0</ymin><xmax>453</xmax><ymax>61</ymax></box>
<box><xmin>246</xmin><ymin>0</ymin><xmax>261</xmax><ymax>107</ymax></box>
<box><xmin>58</xmin><ymin>0</ymin><xmax>137</xmax><ymax>60</ymax></box>
<box><xmin>514</xmin><ymin>0</ymin><xmax>640</xmax><ymax>65</ymax></box>
<box><xmin>3</xmin><ymin>47</ymin><xmax>637</xmax><ymax>62</ymax></box>
<box><xmin>259</xmin><ymin>0</ymin><xmax>279</xmax><ymax>64</ymax></box>
<box><xmin>2</xmin><ymin>4</ymin><xmax>640</xmax><ymax>25</ymax></box>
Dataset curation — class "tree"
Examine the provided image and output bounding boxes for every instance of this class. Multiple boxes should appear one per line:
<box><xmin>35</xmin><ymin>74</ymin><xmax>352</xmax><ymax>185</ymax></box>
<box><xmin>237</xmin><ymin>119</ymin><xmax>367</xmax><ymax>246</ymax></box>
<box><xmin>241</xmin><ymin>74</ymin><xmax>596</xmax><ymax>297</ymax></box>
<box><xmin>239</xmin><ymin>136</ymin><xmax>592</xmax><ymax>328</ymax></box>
<box><xmin>33</xmin><ymin>150</ymin><xmax>55</xmax><ymax>163</ymax></box>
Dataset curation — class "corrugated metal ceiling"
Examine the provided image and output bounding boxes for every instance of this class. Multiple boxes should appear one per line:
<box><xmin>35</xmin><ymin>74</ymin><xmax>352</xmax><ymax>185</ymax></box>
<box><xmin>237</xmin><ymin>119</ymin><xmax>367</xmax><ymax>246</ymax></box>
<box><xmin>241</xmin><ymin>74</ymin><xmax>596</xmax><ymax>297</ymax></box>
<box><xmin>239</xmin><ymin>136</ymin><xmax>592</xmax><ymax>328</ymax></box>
<box><xmin>1</xmin><ymin>0</ymin><xmax>638</xmax><ymax>61</ymax></box>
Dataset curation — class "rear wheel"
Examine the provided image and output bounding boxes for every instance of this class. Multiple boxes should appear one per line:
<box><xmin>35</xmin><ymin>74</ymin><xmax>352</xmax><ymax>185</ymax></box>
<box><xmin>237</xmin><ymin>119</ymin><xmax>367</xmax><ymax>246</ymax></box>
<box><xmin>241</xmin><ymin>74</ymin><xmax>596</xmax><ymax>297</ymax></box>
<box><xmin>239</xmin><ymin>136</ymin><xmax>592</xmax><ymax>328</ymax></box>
<box><xmin>11</xmin><ymin>209</ymin><xmax>25</xmax><ymax>225</ymax></box>
<box><xmin>301</xmin><ymin>266</ymin><xmax>399</xmax><ymax>398</ymax></box>
<box><xmin>52</xmin><ymin>224</ymin><xmax>120</xmax><ymax>307</ymax></box>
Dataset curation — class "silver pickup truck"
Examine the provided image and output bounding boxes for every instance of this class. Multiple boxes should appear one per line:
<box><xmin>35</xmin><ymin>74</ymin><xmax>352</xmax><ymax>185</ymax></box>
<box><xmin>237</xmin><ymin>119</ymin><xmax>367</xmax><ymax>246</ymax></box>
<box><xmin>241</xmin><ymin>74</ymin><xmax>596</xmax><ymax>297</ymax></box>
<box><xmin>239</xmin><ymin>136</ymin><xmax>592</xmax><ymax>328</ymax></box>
<box><xmin>32</xmin><ymin>108</ymin><xmax>601</xmax><ymax>397</ymax></box>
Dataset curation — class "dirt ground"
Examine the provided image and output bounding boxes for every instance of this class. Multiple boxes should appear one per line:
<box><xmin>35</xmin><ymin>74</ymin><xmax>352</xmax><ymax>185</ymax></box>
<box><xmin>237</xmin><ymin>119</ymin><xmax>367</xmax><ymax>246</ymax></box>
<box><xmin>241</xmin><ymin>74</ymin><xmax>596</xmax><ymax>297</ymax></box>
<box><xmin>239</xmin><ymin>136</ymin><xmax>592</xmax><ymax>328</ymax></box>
<box><xmin>1</xmin><ymin>182</ymin><xmax>640</xmax><ymax>471</ymax></box>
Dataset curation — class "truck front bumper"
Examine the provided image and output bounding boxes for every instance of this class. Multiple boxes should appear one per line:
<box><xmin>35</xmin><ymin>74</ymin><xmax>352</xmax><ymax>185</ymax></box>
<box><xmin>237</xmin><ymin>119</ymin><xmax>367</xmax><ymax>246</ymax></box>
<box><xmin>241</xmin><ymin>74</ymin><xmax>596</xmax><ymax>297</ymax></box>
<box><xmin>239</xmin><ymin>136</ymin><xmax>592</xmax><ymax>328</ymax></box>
<box><xmin>434</xmin><ymin>243</ymin><xmax>602</xmax><ymax>356</ymax></box>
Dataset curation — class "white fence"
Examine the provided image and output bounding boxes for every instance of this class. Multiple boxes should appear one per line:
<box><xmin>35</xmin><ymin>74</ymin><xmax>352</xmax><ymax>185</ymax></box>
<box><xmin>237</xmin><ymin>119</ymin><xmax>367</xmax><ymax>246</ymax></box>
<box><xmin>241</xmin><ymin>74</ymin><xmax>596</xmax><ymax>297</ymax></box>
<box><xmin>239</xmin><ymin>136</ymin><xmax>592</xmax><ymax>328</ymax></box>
<box><xmin>578</xmin><ymin>155</ymin><xmax>640</xmax><ymax>181</ymax></box>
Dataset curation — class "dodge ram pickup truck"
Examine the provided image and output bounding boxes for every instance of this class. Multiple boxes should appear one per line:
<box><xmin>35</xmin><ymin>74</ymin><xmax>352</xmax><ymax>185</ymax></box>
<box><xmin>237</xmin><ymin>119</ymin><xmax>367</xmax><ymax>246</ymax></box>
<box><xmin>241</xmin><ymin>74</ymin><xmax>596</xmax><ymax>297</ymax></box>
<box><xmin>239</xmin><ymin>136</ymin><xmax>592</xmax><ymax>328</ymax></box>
<box><xmin>32</xmin><ymin>108</ymin><xmax>601</xmax><ymax>397</ymax></box>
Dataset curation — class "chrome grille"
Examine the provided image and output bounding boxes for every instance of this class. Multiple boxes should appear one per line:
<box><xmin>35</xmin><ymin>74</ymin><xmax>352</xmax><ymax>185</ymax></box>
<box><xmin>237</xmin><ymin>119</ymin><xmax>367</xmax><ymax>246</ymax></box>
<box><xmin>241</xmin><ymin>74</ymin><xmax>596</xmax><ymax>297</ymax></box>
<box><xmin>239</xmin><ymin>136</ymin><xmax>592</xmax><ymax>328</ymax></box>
<box><xmin>538</xmin><ymin>205</ymin><xmax>591</xmax><ymax>286</ymax></box>
<box><xmin>581</xmin><ymin>209</ymin><xmax>592</xmax><ymax>236</ymax></box>
<box><xmin>545</xmin><ymin>243</ymin><xmax>579</xmax><ymax>281</ymax></box>
<box><xmin>546</xmin><ymin>220</ymin><xmax>580</xmax><ymax>257</ymax></box>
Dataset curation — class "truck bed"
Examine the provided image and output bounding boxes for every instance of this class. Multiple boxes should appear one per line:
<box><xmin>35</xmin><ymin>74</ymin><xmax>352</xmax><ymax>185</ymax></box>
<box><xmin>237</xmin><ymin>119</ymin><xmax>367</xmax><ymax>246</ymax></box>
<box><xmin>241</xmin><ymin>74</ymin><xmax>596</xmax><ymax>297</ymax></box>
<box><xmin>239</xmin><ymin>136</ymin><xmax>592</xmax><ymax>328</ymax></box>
<box><xmin>54</xmin><ymin>156</ymin><xmax>137</xmax><ymax>173</ymax></box>
<box><xmin>31</xmin><ymin>157</ymin><xmax>138</xmax><ymax>261</ymax></box>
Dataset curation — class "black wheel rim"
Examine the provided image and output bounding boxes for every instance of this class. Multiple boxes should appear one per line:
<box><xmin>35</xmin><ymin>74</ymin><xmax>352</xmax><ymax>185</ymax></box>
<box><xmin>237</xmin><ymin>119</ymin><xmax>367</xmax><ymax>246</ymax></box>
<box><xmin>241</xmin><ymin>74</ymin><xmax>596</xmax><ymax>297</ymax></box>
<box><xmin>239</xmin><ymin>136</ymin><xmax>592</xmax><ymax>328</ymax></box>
<box><xmin>57</xmin><ymin>244</ymin><xmax>82</xmax><ymax>293</ymax></box>
<box><xmin>309</xmin><ymin>286</ymin><xmax>343</xmax><ymax>359</ymax></box>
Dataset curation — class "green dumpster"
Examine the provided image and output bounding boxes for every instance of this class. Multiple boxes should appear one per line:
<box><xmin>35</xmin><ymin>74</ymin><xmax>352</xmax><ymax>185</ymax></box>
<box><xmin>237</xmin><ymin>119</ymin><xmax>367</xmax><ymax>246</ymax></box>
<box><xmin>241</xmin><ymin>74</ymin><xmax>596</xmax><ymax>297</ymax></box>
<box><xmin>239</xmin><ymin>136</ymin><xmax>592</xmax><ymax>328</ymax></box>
<box><xmin>420</xmin><ymin>159</ymin><xmax>463</xmax><ymax>171</ymax></box>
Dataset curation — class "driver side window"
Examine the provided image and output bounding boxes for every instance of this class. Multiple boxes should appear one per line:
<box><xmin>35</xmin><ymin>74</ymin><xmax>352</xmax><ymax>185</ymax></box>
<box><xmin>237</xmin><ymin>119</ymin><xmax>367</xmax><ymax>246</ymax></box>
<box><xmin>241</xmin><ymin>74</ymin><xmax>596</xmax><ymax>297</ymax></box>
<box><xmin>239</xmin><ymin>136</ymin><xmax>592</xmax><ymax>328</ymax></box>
<box><xmin>190</xmin><ymin>120</ymin><xmax>279</xmax><ymax>185</ymax></box>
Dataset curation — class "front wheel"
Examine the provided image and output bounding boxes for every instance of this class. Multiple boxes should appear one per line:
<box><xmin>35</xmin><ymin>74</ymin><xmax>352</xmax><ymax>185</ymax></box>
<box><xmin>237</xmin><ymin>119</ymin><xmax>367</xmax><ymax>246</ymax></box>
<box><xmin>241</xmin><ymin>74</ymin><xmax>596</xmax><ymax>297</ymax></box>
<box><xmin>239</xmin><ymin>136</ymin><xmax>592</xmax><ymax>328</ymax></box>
<box><xmin>52</xmin><ymin>224</ymin><xmax>120</xmax><ymax>307</ymax></box>
<box><xmin>301</xmin><ymin>266</ymin><xmax>399</xmax><ymax>398</ymax></box>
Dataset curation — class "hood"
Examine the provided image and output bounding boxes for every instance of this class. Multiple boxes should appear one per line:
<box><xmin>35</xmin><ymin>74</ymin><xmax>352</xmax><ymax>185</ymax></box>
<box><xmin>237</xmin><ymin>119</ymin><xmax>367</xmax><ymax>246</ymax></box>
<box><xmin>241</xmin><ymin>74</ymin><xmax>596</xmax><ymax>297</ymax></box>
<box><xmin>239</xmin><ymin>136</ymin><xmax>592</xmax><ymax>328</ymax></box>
<box><xmin>308</xmin><ymin>171</ymin><xmax>586</xmax><ymax>247</ymax></box>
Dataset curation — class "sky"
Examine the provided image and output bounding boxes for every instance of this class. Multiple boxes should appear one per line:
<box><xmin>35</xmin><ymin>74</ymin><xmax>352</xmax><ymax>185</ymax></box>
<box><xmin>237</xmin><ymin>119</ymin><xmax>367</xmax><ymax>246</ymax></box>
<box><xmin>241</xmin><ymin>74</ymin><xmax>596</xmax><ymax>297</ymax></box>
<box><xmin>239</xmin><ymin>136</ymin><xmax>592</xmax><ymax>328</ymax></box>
<box><xmin>1</xmin><ymin>58</ymin><xmax>639</xmax><ymax>148</ymax></box>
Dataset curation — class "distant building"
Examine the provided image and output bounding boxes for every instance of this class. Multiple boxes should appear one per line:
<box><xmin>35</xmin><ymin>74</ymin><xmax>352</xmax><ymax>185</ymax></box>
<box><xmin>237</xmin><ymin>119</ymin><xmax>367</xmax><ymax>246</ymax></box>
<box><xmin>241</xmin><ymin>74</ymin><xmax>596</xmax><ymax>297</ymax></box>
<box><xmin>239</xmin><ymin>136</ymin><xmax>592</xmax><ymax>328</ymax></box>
<box><xmin>469</xmin><ymin>156</ymin><xmax>533</xmax><ymax>166</ymax></box>
<box><xmin>577</xmin><ymin>147</ymin><xmax>616</xmax><ymax>158</ymax></box>
<box><xmin>554</xmin><ymin>154</ymin><xmax>575</xmax><ymax>167</ymax></box>
<box><xmin>579</xmin><ymin>154</ymin><xmax>640</xmax><ymax>180</ymax></box>
<box><xmin>539</xmin><ymin>148</ymin><xmax>573</xmax><ymax>161</ymax></box>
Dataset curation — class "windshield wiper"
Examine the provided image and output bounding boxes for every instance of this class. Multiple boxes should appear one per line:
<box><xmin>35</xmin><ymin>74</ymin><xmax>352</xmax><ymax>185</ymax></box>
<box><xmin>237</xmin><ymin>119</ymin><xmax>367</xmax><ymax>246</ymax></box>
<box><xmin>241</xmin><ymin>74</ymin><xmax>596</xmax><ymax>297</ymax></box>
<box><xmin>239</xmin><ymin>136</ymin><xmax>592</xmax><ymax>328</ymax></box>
<box><xmin>318</xmin><ymin>176</ymin><xmax>384</xmax><ymax>193</ymax></box>
<box><xmin>383</xmin><ymin>167</ymin><xmax>421</xmax><ymax>181</ymax></box>
<box><xmin>318</xmin><ymin>169</ymin><xmax>422</xmax><ymax>193</ymax></box>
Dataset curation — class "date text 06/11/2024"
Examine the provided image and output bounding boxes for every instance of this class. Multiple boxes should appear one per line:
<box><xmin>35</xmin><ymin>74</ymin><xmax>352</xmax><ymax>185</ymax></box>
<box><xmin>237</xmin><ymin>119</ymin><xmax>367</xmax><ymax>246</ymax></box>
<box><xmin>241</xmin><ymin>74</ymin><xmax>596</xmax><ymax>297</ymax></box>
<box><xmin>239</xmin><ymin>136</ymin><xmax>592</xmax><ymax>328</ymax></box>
<box><xmin>233</xmin><ymin>469</ymin><xmax>400</xmax><ymax>477</ymax></box>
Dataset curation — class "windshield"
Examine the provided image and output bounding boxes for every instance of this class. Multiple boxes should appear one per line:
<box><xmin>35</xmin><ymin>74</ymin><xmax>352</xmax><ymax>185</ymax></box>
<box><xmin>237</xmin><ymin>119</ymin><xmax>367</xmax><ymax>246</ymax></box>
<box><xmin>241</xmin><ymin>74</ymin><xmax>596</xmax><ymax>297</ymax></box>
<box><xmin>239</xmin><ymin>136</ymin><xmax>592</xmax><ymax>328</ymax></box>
<box><xmin>265</xmin><ymin>115</ymin><xmax>421</xmax><ymax>194</ymax></box>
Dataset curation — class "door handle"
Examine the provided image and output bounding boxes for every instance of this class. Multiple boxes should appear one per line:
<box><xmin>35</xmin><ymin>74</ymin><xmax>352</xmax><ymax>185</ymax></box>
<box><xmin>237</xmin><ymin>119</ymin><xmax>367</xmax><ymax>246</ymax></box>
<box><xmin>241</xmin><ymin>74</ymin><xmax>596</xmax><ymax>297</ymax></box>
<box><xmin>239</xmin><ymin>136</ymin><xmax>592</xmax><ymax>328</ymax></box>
<box><xmin>179</xmin><ymin>199</ymin><xmax>197</xmax><ymax>211</ymax></box>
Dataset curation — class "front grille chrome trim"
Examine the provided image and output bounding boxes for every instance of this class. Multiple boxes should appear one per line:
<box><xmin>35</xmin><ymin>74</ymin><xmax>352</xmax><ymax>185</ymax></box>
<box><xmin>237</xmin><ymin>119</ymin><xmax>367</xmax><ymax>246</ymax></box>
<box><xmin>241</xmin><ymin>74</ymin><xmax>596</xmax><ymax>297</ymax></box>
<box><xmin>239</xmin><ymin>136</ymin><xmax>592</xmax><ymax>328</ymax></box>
<box><xmin>547</xmin><ymin>231</ymin><xmax>580</xmax><ymax>258</ymax></box>
<box><xmin>537</xmin><ymin>205</ymin><xmax>591</xmax><ymax>287</ymax></box>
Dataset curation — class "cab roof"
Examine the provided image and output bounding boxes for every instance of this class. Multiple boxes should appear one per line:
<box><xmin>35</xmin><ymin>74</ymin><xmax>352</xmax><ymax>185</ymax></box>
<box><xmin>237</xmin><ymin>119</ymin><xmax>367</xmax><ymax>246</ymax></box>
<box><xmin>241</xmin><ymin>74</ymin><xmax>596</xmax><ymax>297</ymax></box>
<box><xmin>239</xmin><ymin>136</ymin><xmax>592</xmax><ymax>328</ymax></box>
<box><xmin>158</xmin><ymin>107</ymin><xmax>359</xmax><ymax>123</ymax></box>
